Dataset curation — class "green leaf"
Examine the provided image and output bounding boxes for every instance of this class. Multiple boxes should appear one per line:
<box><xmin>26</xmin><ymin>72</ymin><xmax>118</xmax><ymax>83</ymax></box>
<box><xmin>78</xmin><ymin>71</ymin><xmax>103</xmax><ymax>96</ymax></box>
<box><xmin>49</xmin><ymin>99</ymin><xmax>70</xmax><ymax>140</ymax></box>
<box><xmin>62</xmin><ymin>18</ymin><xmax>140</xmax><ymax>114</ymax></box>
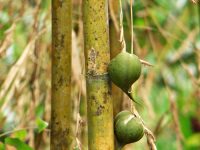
<box><xmin>0</xmin><ymin>142</ymin><xmax>5</xmax><ymax>150</ymax></box>
<box><xmin>186</xmin><ymin>133</ymin><xmax>200</xmax><ymax>148</ymax></box>
<box><xmin>179</xmin><ymin>113</ymin><xmax>193</xmax><ymax>138</ymax></box>
<box><xmin>12</xmin><ymin>129</ymin><xmax>27</xmax><ymax>141</ymax></box>
<box><xmin>5</xmin><ymin>137</ymin><xmax>32</xmax><ymax>150</ymax></box>
<box><xmin>36</xmin><ymin>118</ymin><xmax>48</xmax><ymax>133</ymax></box>
<box><xmin>73</xmin><ymin>146</ymin><xmax>80</xmax><ymax>150</ymax></box>
<box><xmin>35</xmin><ymin>103</ymin><xmax>44</xmax><ymax>118</ymax></box>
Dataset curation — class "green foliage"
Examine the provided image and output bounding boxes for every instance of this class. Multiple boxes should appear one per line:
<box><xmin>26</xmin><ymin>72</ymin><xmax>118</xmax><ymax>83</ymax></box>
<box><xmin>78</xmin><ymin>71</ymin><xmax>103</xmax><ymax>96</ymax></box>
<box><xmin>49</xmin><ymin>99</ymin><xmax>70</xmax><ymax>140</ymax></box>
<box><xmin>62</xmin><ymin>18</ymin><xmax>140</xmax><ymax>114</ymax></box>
<box><xmin>0</xmin><ymin>0</ymin><xmax>199</xmax><ymax>149</ymax></box>
<box><xmin>35</xmin><ymin>102</ymin><xmax>45</xmax><ymax>118</ymax></box>
<box><xmin>0</xmin><ymin>12</ymin><xmax>9</xmax><ymax>40</ymax></box>
<box><xmin>186</xmin><ymin>133</ymin><xmax>200</xmax><ymax>149</ymax></box>
<box><xmin>12</xmin><ymin>130</ymin><xmax>28</xmax><ymax>141</ymax></box>
<box><xmin>0</xmin><ymin>142</ymin><xmax>5</xmax><ymax>150</ymax></box>
<box><xmin>5</xmin><ymin>137</ymin><xmax>33</xmax><ymax>150</ymax></box>
<box><xmin>35</xmin><ymin>118</ymin><xmax>48</xmax><ymax>133</ymax></box>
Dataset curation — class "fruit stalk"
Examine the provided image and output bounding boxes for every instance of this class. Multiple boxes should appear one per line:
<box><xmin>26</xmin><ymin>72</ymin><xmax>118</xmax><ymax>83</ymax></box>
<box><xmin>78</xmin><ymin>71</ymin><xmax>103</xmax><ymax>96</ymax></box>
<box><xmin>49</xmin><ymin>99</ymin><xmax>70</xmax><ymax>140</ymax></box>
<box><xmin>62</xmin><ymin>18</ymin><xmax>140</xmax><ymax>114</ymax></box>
<box><xmin>83</xmin><ymin>0</ymin><xmax>114</xmax><ymax>149</ymax></box>
<box><xmin>51</xmin><ymin>0</ymin><xmax>74</xmax><ymax>149</ymax></box>
<box><xmin>116</xmin><ymin>141</ymin><xmax>124</xmax><ymax>150</ymax></box>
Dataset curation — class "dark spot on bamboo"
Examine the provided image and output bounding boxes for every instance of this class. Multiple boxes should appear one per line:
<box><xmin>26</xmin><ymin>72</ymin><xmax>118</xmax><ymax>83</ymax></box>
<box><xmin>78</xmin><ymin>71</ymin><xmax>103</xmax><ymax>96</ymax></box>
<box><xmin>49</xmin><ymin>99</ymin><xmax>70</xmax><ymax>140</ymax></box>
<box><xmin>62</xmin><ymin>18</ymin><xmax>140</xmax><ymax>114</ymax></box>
<box><xmin>91</xmin><ymin>95</ymin><xmax>95</xmax><ymax>100</ymax></box>
<box><xmin>56</xmin><ymin>54</ymin><xmax>61</xmax><ymax>60</ymax></box>
<box><xmin>64</xmin><ymin>128</ymin><xmax>70</xmax><ymax>135</ymax></box>
<box><xmin>89</xmin><ymin>48</ymin><xmax>96</xmax><ymax>63</ymax></box>
<box><xmin>95</xmin><ymin>105</ymin><xmax>105</xmax><ymax>116</ymax></box>
<box><xmin>60</xmin><ymin>34</ymin><xmax>65</xmax><ymax>48</ymax></box>
<box><xmin>88</xmin><ymin>70</ymin><xmax>96</xmax><ymax>75</ymax></box>
<box><xmin>103</xmin><ymin>91</ymin><xmax>108</xmax><ymax>104</ymax></box>
<box><xmin>59</xmin><ymin>0</ymin><xmax>63</xmax><ymax>8</ymax></box>
<box><xmin>58</xmin><ymin>76</ymin><xmax>64</xmax><ymax>86</ymax></box>
<box><xmin>108</xmin><ymin>88</ymin><xmax>111</xmax><ymax>95</ymax></box>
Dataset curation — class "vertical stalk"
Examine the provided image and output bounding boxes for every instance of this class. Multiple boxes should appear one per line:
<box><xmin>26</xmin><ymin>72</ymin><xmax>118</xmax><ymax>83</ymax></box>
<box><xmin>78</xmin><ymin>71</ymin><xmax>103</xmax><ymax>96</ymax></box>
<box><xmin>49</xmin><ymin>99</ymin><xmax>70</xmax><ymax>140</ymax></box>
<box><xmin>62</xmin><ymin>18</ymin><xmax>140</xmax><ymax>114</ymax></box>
<box><xmin>130</xmin><ymin>0</ymin><xmax>134</xmax><ymax>54</ymax></box>
<box><xmin>83</xmin><ymin>0</ymin><xmax>114</xmax><ymax>149</ymax></box>
<box><xmin>109</xmin><ymin>0</ymin><xmax>123</xmax><ymax>117</ymax></box>
<box><xmin>51</xmin><ymin>0</ymin><xmax>74</xmax><ymax>149</ymax></box>
<box><xmin>79</xmin><ymin>96</ymin><xmax>88</xmax><ymax>150</ymax></box>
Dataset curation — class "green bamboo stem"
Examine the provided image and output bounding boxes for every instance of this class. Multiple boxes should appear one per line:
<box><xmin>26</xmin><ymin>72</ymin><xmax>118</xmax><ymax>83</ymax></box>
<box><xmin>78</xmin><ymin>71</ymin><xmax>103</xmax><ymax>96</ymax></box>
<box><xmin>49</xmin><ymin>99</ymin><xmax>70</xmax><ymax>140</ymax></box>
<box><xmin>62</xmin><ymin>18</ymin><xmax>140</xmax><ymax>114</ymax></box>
<box><xmin>51</xmin><ymin>0</ymin><xmax>74</xmax><ymax>149</ymax></box>
<box><xmin>83</xmin><ymin>0</ymin><xmax>114</xmax><ymax>149</ymax></box>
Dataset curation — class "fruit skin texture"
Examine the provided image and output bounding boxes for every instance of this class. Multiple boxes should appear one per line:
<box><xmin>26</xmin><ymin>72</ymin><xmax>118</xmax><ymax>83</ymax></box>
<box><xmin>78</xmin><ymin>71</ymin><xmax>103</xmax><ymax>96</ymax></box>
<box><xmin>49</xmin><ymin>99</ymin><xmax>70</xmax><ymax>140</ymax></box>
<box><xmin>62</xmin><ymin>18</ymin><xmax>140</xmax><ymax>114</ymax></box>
<box><xmin>108</xmin><ymin>52</ymin><xmax>141</xmax><ymax>98</ymax></box>
<box><xmin>114</xmin><ymin>111</ymin><xmax>144</xmax><ymax>145</ymax></box>
<box><xmin>115</xmin><ymin>110</ymin><xmax>132</xmax><ymax>123</ymax></box>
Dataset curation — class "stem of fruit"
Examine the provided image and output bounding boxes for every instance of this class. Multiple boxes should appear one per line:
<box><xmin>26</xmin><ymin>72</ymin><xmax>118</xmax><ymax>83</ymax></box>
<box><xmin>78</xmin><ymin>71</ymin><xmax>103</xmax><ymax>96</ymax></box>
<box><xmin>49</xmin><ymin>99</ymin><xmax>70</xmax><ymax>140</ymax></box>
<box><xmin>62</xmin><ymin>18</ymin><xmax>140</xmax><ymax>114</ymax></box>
<box><xmin>130</xmin><ymin>0</ymin><xmax>134</xmax><ymax>54</ymax></box>
<box><xmin>133</xmin><ymin>109</ymin><xmax>157</xmax><ymax>150</ymax></box>
<box><xmin>126</xmin><ymin>90</ymin><xmax>141</xmax><ymax>105</ymax></box>
<box><xmin>119</xmin><ymin>0</ymin><xmax>126</xmax><ymax>52</ymax></box>
<box><xmin>116</xmin><ymin>141</ymin><xmax>124</xmax><ymax>150</ymax></box>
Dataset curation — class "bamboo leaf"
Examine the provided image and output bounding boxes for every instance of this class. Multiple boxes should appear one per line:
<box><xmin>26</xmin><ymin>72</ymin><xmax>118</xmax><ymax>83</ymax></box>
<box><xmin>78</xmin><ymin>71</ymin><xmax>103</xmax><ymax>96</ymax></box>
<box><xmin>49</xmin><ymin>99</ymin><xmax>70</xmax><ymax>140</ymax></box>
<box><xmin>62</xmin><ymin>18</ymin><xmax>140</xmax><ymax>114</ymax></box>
<box><xmin>36</xmin><ymin>118</ymin><xmax>48</xmax><ymax>133</ymax></box>
<box><xmin>5</xmin><ymin>137</ymin><xmax>33</xmax><ymax>150</ymax></box>
<box><xmin>186</xmin><ymin>133</ymin><xmax>200</xmax><ymax>148</ymax></box>
<box><xmin>12</xmin><ymin>129</ymin><xmax>27</xmax><ymax>141</ymax></box>
<box><xmin>0</xmin><ymin>142</ymin><xmax>5</xmax><ymax>150</ymax></box>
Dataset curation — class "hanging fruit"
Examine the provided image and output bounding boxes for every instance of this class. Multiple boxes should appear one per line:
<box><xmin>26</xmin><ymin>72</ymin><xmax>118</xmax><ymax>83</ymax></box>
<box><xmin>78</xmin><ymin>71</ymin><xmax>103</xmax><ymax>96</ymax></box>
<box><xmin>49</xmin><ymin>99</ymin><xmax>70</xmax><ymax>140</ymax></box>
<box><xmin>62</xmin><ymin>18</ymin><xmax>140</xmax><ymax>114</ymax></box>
<box><xmin>108</xmin><ymin>51</ymin><xmax>141</xmax><ymax>100</ymax></box>
<box><xmin>114</xmin><ymin>110</ymin><xmax>144</xmax><ymax>145</ymax></box>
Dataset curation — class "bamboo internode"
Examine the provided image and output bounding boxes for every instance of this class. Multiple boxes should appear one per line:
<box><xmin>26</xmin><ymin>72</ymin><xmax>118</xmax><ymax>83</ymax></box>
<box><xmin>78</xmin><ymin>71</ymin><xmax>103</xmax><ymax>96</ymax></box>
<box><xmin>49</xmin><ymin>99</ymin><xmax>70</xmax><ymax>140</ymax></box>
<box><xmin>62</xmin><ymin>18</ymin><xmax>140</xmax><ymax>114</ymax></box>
<box><xmin>51</xmin><ymin>0</ymin><xmax>74</xmax><ymax>149</ymax></box>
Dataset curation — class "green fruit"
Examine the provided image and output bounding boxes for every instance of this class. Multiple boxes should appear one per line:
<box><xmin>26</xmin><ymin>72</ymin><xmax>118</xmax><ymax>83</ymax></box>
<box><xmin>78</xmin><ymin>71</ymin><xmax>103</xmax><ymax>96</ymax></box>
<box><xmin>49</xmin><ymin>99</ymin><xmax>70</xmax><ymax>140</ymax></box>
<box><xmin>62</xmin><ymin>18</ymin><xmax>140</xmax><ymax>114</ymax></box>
<box><xmin>114</xmin><ymin>110</ymin><xmax>132</xmax><ymax>123</ymax></box>
<box><xmin>108</xmin><ymin>52</ymin><xmax>141</xmax><ymax>97</ymax></box>
<box><xmin>114</xmin><ymin>111</ymin><xmax>144</xmax><ymax>145</ymax></box>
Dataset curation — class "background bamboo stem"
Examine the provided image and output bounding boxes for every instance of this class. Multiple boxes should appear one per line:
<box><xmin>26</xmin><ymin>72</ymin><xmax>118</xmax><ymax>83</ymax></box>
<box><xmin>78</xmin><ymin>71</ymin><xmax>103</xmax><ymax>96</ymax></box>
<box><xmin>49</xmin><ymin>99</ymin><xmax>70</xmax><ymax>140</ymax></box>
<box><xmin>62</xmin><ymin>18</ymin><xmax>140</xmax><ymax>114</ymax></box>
<box><xmin>51</xmin><ymin>0</ymin><xmax>74</xmax><ymax>149</ymax></box>
<box><xmin>109</xmin><ymin>0</ymin><xmax>123</xmax><ymax>117</ymax></box>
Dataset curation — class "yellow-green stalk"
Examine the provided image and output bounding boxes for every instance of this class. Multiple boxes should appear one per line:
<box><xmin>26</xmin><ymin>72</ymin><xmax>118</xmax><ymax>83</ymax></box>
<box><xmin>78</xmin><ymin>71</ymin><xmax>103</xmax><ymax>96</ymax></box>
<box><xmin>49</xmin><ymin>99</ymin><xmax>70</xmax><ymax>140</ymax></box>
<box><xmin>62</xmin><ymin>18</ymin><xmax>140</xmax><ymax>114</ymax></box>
<box><xmin>51</xmin><ymin>0</ymin><xmax>74</xmax><ymax>149</ymax></box>
<box><xmin>109</xmin><ymin>0</ymin><xmax>123</xmax><ymax>117</ymax></box>
<box><xmin>83</xmin><ymin>0</ymin><xmax>114</xmax><ymax>149</ymax></box>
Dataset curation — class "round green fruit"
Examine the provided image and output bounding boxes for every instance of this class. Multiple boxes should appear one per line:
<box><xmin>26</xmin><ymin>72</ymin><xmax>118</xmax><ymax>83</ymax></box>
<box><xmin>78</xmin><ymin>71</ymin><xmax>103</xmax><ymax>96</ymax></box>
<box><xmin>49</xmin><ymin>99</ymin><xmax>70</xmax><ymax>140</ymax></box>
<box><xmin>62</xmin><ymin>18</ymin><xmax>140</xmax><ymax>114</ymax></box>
<box><xmin>114</xmin><ymin>110</ymin><xmax>132</xmax><ymax>123</ymax></box>
<box><xmin>108</xmin><ymin>52</ymin><xmax>141</xmax><ymax>94</ymax></box>
<box><xmin>114</xmin><ymin>111</ymin><xmax>144</xmax><ymax>145</ymax></box>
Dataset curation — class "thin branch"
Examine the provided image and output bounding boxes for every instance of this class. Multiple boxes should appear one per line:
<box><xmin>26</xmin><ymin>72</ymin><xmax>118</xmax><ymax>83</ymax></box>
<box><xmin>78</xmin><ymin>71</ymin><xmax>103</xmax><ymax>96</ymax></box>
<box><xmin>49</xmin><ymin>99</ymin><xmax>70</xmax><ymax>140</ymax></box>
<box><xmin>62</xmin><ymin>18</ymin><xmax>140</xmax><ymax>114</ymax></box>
<box><xmin>140</xmin><ymin>59</ymin><xmax>154</xmax><ymax>67</ymax></box>
<box><xmin>0</xmin><ymin>127</ymin><xmax>50</xmax><ymax>138</ymax></box>
<box><xmin>132</xmin><ymin>109</ymin><xmax>157</xmax><ymax>150</ymax></box>
<box><xmin>162</xmin><ymin>72</ymin><xmax>184</xmax><ymax>150</ymax></box>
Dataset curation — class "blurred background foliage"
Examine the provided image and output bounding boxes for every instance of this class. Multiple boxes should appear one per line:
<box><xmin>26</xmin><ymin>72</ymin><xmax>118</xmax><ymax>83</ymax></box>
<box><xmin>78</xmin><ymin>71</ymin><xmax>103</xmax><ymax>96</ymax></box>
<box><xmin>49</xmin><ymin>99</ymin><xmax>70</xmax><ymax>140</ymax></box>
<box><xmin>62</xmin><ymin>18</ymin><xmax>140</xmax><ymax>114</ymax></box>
<box><xmin>0</xmin><ymin>0</ymin><xmax>199</xmax><ymax>150</ymax></box>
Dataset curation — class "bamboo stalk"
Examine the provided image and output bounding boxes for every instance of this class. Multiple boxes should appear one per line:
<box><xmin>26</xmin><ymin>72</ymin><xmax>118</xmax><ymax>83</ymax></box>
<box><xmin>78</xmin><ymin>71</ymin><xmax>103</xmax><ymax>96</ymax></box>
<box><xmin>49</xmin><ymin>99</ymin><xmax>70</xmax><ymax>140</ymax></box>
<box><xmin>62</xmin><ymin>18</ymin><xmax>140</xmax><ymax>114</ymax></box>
<box><xmin>83</xmin><ymin>0</ymin><xmax>114</xmax><ymax>149</ymax></box>
<box><xmin>109</xmin><ymin>3</ymin><xmax>124</xmax><ymax>150</ymax></box>
<box><xmin>109</xmin><ymin>0</ymin><xmax>123</xmax><ymax>117</ymax></box>
<box><xmin>51</xmin><ymin>0</ymin><xmax>74</xmax><ymax>149</ymax></box>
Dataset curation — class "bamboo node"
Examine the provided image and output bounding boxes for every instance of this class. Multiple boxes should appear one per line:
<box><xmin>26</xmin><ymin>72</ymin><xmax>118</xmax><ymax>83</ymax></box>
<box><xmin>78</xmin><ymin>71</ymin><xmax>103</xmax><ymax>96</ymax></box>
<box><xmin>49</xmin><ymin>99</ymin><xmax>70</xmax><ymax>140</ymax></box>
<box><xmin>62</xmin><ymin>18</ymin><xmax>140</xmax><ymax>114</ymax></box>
<box><xmin>85</xmin><ymin>73</ymin><xmax>109</xmax><ymax>80</ymax></box>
